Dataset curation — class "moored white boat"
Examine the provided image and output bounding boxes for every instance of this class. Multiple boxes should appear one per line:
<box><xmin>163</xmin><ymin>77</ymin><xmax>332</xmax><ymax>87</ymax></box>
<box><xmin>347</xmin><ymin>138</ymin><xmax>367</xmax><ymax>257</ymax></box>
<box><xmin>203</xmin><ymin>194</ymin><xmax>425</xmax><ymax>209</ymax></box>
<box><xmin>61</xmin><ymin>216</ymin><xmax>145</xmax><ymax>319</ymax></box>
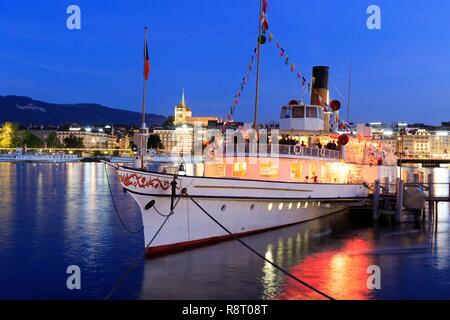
<box><xmin>114</xmin><ymin>4</ymin><xmax>398</xmax><ymax>257</ymax></box>
<box><xmin>116</xmin><ymin>165</ymin><xmax>369</xmax><ymax>256</ymax></box>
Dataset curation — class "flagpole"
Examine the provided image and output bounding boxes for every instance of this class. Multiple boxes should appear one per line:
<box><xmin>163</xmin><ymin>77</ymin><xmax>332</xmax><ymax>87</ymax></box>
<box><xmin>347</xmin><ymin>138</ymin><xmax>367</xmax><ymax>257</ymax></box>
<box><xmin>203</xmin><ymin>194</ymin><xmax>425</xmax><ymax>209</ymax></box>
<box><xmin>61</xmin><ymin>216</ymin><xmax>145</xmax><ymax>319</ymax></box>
<box><xmin>253</xmin><ymin>0</ymin><xmax>264</xmax><ymax>131</ymax></box>
<box><xmin>141</xmin><ymin>26</ymin><xmax>148</xmax><ymax>129</ymax></box>
<box><xmin>140</xmin><ymin>26</ymin><xmax>149</xmax><ymax>169</ymax></box>
<box><xmin>347</xmin><ymin>61</ymin><xmax>352</xmax><ymax>123</ymax></box>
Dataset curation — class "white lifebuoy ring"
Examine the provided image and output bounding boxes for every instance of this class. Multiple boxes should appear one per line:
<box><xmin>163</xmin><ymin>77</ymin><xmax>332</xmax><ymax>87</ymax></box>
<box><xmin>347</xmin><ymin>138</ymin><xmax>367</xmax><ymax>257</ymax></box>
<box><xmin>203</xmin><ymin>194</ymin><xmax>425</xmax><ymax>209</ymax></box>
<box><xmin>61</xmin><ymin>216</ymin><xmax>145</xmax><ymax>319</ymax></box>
<box><xmin>293</xmin><ymin>143</ymin><xmax>303</xmax><ymax>155</ymax></box>
<box><xmin>207</xmin><ymin>147</ymin><xmax>216</xmax><ymax>159</ymax></box>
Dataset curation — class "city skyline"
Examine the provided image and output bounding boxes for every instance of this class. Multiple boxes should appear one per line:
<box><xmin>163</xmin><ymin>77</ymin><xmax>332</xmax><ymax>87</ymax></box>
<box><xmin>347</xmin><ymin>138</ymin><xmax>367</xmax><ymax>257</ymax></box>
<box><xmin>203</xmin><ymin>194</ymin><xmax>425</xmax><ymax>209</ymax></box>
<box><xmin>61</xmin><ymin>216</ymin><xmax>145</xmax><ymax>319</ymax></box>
<box><xmin>1</xmin><ymin>0</ymin><xmax>449</xmax><ymax>125</ymax></box>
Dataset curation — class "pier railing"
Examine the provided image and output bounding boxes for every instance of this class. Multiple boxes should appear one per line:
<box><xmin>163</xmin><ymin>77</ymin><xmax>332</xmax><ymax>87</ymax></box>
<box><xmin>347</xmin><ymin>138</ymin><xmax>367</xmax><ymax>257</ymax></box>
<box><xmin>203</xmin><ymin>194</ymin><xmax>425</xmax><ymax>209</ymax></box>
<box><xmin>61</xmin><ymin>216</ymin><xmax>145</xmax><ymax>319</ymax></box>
<box><xmin>370</xmin><ymin>181</ymin><xmax>450</xmax><ymax>200</ymax></box>
<box><xmin>371</xmin><ymin>179</ymin><xmax>449</xmax><ymax>223</ymax></box>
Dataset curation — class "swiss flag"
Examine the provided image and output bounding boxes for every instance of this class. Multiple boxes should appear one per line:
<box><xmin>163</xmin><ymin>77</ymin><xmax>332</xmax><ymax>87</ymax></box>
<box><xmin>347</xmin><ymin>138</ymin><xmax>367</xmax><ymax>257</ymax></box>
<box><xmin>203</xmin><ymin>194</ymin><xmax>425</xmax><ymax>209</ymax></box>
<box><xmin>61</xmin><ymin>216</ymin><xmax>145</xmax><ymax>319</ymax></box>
<box><xmin>144</xmin><ymin>38</ymin><xmax>150</xmax><ymax>80</ymax></box>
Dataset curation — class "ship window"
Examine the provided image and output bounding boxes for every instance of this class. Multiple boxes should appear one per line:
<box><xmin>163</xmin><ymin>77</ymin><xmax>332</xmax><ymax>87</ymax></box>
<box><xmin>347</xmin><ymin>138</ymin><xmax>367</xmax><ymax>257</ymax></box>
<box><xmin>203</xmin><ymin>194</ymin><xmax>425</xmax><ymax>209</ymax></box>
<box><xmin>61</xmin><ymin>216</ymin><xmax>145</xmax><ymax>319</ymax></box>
<box><xmin>290</xmin><ymin>163</ymin><xmax>303</xmax><ymax>179</ymax></box>
<box><xmin>306</xmin><ymin>107</ymin><xmax>318</xmax><ymax>118</ymax></box>
<box><xmin>318</xmin><ymin>108</ymin><xmax>324</xmax><ymax>120</ymax></box>
<box><xmin>233</xmin><ymin>162</ymin><xmax>247</xmax><ymax>177</ymax></box>
<box><xmin>260</xmin><ymin>161</ymin><xmax>278</xmax><ymax>178</ymax></box>
<box><xmin>281</xmin><ymin>107</ymin><xmax>292</xmax><ymax>118</ymax></box>
<box><xmin>309</xmin><ymin>164</ymin><xmax>317</xmax><ymax>177</ymax></box>
<box><xmin>292</xmin><ymin>106</ymin><xmax>305</xmax><ymax>118</ymax></box>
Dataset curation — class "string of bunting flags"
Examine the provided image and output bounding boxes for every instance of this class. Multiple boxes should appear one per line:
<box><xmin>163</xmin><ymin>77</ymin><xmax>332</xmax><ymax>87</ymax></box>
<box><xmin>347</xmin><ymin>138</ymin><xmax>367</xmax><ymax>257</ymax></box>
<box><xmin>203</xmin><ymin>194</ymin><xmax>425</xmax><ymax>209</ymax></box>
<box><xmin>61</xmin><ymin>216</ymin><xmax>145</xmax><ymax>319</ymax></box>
<box><xmin>227</xmin><ymin>46</ymin><xmax>258</xmax><ymax>121</ymax></box>
<box><xmin>226</xmin><ymin>0</ymin><xmax>350</xmax><ymax>132</ymax></box>
<box><xmin>268</xmin><ymin>31</ymin><xmax>313</xmax><ymax>103</ymax></box>
<box><xmin>227</xmin><ymin>0</ymin><xmax>269</xmax><ymax>121</ymax></box>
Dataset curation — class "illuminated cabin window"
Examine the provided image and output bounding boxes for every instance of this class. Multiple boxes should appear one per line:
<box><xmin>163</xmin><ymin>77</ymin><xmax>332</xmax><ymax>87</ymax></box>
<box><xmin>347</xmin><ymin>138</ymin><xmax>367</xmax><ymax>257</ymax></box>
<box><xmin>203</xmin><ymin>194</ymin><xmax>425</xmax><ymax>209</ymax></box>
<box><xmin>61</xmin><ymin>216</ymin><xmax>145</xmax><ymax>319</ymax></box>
<box><xmin>260</xmin><ymin>161</ymin><xmax>278</xmax><ymax>178</ymax></box>
<box><xmin>290</xmin><ymin>163</ymin><xmax>303</xmax><ymax>179</ymax></box>
<box><xmin>308</xmin><ymin>163</ymin><xmax>317</xmax><ymax>182</ymax></box>
<box><xmin>233</xmin><ymin>162</ymin><xmax>247</xmax><ymax>177</ymax></box>
<box><xmin>320</xmin><ymin>165</ymin><xmax>328</xmax><ymax>183</ymax></box>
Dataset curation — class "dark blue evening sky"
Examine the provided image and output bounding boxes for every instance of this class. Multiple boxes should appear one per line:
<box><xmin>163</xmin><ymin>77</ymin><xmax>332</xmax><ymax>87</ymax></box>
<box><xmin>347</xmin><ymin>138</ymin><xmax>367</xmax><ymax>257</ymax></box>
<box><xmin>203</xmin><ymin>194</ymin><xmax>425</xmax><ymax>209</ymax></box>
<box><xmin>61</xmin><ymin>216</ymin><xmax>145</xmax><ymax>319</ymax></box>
<box><xmin>0</xmin><ymin>0</ymin><xmax>449</xmax><ymax>124</ymax></box>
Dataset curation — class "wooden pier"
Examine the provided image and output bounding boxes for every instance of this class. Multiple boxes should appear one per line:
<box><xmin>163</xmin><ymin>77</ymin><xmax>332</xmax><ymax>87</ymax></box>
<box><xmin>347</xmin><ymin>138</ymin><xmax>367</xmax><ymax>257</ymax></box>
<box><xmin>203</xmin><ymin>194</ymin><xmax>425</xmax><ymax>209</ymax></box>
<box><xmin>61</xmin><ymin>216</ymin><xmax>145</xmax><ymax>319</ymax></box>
<box><xmin>371</xmin><ymin>178</ymin><xmax>449</xmax><ymax>224</ymax></box>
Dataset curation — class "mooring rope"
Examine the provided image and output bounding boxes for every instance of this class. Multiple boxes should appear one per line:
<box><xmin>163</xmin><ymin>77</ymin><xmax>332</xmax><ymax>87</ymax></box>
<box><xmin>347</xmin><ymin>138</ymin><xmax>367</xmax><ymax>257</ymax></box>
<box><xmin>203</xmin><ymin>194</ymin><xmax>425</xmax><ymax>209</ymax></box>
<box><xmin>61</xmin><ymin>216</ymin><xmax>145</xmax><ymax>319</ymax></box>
<box><xmin>104</xmin><ymin>210</ymin><xmax>173</xmax><ymax>300</ymax></box>
<box><xmin>153</xmin><ymin>197</ymin><xmax>181</xmax><ymax>217</ymax></box>
<box><xmin>183</xmin><ymin>190</ymin><xmax>335</xmax><ymax>300</ymax></box>
<box><xmin>104</xmin><ymin>172</ymin><xmax>181</xmax><ymax>300</ymax></box>
<box><xmin>104</xmin><ymin>163</ymin><xmax>144</xmax><ymax>234</ymax></box>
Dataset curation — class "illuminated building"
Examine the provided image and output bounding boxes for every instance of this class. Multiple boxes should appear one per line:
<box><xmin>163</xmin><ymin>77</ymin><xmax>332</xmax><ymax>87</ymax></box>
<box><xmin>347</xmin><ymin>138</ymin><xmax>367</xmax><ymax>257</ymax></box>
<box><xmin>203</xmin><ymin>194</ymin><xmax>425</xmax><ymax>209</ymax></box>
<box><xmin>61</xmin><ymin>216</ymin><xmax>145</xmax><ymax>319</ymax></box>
<box><xmin>173</xmin><ymin>89</ymin><xmax>218</xmax><ymax>127</ymax></box>
<box><xmin>57</xmin><ymin>126</ymin><xmax>116</xmax><ymax>149</ymax></box>
<box><xmin>154</xmin><ymin>125</ymin><xmax>193</xmax><ymax>154</ymax></box>
<box><xmin>398</xmin><ymin>129</ymin><xmax>450</xmax><ymax>158</ymax></box>
<box><xmin>367</xmin><ymin>121</ymin><xmax>450</xmax><ymax>159</ymax></box>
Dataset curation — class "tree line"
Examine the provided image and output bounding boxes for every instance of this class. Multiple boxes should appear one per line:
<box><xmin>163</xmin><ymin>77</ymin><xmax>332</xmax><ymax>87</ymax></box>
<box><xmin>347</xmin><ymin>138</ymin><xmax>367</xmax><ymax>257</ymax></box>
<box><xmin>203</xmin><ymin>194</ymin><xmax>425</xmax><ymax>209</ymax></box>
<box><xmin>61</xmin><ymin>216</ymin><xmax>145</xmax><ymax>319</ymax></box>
<box><xmin>0</xmin><ymin>122</ymin><xmax>84</xmax><ymax>148</ymax></box>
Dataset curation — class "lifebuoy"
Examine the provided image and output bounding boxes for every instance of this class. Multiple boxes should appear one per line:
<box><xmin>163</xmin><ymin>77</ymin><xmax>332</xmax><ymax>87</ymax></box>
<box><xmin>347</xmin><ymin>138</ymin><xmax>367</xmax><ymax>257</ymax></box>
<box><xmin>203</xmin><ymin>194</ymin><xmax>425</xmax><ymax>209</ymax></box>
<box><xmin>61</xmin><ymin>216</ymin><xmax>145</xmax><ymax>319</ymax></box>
<box><xmin>207</xmin><ymin>147</ymin><xmax>216</xmax><ymax>159</ymax></box>
<box><xmin>293</xmin><ymin>143</ymin><xmax>304</xmax><ymax>155</ymax></box>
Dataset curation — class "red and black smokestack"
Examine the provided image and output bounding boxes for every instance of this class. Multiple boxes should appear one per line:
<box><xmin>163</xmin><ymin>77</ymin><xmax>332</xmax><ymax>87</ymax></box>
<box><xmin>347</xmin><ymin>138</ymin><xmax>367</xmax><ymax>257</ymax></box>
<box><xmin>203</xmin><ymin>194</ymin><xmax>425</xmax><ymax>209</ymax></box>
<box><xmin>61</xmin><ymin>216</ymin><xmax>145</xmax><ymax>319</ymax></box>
<box><xmin>310</xmin><ymin>66</ymin><xmax>329</xmax><ymax>106</ymax></box>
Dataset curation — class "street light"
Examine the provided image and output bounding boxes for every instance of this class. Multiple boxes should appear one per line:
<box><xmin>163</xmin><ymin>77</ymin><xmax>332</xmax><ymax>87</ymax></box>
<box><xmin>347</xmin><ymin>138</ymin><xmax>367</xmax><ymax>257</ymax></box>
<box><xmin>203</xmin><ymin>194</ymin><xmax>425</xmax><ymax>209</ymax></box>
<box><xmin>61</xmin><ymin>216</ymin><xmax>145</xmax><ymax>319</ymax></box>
<box><xmin>398</xmin><ymin>128</ymin><xmax>405</xmax><ymax>181</ymax></box>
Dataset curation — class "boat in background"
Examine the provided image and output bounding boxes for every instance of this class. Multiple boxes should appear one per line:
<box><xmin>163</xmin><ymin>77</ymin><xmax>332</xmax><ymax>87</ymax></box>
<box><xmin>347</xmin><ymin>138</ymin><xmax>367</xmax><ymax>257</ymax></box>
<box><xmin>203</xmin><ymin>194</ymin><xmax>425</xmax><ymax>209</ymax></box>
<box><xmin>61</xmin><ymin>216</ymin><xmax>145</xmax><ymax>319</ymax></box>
<box><xmin>0</xmin><ymin>152</ymin><xmax>81</xmax><ymax>163</ymax></box>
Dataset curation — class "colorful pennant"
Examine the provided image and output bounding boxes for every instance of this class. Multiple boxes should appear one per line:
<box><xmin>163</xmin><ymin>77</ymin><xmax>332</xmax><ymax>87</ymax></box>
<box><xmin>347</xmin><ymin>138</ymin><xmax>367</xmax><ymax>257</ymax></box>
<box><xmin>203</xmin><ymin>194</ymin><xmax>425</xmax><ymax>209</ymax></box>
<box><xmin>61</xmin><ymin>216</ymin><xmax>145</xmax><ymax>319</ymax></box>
<box><xmin>227</xmin><ymin>46</ymin><xmax>258</xmax><ymax>120</ymax></box>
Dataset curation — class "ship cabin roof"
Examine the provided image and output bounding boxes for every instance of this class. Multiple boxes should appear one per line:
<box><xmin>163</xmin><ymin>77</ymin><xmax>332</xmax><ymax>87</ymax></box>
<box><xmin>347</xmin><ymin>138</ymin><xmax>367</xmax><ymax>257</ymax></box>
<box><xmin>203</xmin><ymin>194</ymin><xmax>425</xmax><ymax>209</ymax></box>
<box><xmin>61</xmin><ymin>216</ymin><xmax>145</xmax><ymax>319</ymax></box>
<box><xmin>279</xmin><ymin>100</ymin><xmax>325</xmax><ymax>132</ymax></box>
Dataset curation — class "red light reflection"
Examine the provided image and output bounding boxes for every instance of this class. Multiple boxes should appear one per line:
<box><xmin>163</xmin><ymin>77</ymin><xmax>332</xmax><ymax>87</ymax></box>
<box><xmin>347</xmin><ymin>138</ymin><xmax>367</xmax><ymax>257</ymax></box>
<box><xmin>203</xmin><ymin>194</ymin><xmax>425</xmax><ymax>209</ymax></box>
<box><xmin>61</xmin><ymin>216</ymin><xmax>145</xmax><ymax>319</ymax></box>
<box><xmin>276</xmin><ymin>238</ymin><xmax>374</xmax><ymax>300</ymax></box>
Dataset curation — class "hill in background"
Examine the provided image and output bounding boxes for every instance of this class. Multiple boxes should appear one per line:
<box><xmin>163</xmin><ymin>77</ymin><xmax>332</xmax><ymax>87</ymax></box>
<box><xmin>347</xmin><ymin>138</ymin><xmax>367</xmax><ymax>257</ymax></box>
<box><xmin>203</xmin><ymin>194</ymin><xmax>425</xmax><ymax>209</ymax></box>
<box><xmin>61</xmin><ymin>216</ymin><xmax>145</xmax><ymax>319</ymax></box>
<box><xmin>0</xmin><ymin>95</ymin><xmax>166</xmax><ymax>126</ymax></box>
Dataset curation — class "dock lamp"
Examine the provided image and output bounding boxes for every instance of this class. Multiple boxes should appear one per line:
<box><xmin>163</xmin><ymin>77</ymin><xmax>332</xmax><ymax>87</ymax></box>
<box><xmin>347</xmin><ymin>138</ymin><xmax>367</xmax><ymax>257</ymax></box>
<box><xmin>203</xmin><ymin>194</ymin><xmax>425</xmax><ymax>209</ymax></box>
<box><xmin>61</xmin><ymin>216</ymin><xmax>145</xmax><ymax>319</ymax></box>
<box><xmin>178</xmin><ymin>162</ymin><xmax>186</xmax><ymax>175</ymax></box>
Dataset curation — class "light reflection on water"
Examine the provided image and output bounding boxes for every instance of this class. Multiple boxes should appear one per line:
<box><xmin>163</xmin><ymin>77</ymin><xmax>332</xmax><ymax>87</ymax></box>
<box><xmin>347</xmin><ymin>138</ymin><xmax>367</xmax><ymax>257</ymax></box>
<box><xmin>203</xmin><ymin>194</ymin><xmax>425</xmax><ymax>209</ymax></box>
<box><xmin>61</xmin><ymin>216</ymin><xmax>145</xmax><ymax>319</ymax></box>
<box><xmin>0</xmin><ymin>162</ymin><xmax>449</xmax><ymax>299</ymax></box>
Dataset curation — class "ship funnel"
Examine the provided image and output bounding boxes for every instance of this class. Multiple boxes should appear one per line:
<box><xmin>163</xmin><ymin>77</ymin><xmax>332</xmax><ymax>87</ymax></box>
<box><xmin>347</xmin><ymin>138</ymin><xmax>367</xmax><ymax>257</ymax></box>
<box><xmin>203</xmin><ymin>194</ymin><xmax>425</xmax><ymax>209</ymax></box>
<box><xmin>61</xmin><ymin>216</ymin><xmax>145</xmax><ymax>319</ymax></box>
<box><xmin>310</xmin><ymin>66</ymin><xmax>329</xmax><ymax>106</ymax></box>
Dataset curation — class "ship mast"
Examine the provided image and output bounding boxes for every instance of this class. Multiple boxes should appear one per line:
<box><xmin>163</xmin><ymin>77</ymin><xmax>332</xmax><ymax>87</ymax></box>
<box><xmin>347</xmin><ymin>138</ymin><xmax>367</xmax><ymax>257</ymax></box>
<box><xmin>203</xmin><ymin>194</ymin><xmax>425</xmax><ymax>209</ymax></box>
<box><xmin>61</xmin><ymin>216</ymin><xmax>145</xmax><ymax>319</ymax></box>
<box><xmin>253</xmin><ymin>0</ymin><xmax>264</xmax><ymax>131</ymax></box>
<box><xmin>138</xmin><ymin>27</ymin><xmax>149</xmax><ymax>169</ymax></box>
<box><xmin>347</xmin><ymin>62</ymin><xmax>352</xmax><ymax>123</ymax></box>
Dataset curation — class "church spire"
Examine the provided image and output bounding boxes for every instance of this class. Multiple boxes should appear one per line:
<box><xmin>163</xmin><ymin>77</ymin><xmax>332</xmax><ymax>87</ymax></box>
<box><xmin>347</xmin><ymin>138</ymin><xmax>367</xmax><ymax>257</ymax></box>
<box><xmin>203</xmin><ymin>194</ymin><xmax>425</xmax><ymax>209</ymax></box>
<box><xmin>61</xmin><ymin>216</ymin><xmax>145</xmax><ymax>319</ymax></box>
<box><xmin>181</xmin><ymin>87</ymin><xmax>185</xmax><ymax>107</ymax></box>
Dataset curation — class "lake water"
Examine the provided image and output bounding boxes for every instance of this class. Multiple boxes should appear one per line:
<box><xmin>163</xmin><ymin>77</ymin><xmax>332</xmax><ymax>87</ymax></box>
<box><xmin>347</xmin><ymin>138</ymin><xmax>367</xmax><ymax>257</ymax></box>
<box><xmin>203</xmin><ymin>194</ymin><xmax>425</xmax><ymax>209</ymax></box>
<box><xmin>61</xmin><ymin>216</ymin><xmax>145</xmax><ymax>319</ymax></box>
<box><xmin>0</xmin><ymin>162</ymin><xmax>449</xmax><ymax>299</ymax></box>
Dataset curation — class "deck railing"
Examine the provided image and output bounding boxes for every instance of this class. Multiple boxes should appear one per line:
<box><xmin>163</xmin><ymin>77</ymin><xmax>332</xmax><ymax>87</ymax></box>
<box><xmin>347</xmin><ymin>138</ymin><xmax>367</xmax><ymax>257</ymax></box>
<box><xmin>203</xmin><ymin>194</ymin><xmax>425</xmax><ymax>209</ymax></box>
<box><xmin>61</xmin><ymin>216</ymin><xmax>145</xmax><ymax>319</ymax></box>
<box><xmin>222</xmin><ymin>144</ymin><xmax>341</xmax><ymax>160</ymax></box>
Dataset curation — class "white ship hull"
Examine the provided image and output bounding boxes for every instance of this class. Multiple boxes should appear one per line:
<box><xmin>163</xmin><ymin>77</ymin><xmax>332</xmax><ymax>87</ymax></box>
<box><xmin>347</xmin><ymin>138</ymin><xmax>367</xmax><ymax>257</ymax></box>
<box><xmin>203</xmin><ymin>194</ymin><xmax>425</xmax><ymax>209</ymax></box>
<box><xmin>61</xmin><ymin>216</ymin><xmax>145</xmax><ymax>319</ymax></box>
<box><xmin>116</xmin><ymin>166</ymin><xmax>369</xmax><ymax>256</ymax></box>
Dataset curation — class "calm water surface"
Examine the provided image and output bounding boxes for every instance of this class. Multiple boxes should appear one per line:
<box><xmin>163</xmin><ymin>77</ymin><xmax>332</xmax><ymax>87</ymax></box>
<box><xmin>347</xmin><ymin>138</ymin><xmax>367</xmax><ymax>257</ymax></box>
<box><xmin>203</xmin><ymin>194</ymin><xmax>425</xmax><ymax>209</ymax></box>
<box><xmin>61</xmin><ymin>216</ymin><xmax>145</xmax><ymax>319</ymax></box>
<box><xmin>0</xmin><ymin>162</ymin><xmax>449</xmax><ymax>299</ymax></box>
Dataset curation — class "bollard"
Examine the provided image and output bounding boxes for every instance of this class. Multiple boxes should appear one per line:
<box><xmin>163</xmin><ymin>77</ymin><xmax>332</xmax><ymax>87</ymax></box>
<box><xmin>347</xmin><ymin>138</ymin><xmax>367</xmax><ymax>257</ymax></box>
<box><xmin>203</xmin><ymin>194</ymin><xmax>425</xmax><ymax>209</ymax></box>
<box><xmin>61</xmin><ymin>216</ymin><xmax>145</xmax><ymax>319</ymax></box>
<box><xmin>381</xmin><ymin>176</ymin><xmax>390</xmax><ymax>194</ymax></box>
<box><xmin>373</xmin><ymin>180</ymin><xmax>381</xmax><ymax>220</ymax></box>
<box><xmin>396</xmin><ymin>179</ymin><xmax>404</xmax><ymax>222</ymax></box>
<box><xmin>428</xmin><ymin>174</ymin><xmax>435</xmax><ymax>198</ymax></box>
<box><xmin>428</xmin><ymin>174</ymin><xmax>435</xmax><ymax>217</ymax></box>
